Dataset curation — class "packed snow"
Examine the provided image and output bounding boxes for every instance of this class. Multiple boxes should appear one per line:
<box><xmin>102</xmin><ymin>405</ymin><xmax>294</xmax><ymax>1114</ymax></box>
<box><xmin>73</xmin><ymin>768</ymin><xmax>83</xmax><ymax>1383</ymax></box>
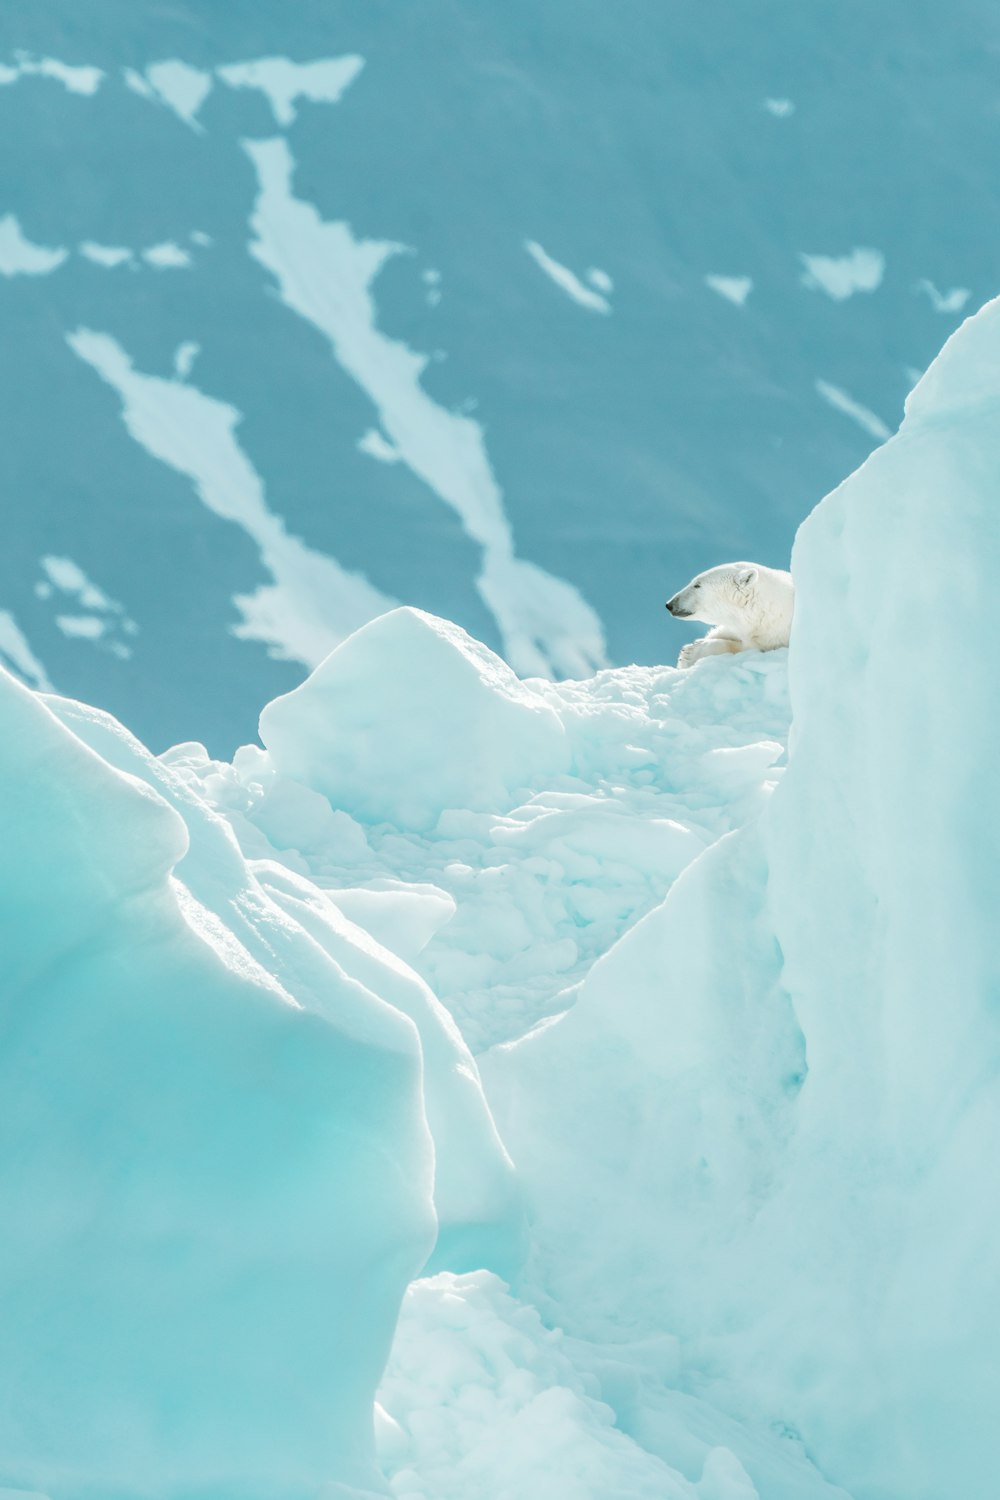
<box><xmin>5</xmin><ymin>293</ymin><xmax>1000</xmax><ymax>1498</ymax></box>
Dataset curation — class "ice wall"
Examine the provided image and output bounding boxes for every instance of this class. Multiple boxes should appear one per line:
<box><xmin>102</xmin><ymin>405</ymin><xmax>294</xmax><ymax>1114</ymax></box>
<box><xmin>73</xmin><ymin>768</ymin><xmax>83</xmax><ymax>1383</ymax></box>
<box><xmin>0</xmin><ymin>667</ymin><xmax>436</xmax><ymax>1498</ymax></box>
<box><xmin>487</xmin><ymin>297</ymin><xmax>1000</xmax><ymax>1499</ymax></box>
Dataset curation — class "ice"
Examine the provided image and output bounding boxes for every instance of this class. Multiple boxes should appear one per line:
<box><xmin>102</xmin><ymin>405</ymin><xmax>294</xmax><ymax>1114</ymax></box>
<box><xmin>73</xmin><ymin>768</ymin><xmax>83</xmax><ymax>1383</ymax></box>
<box><xmin>0</xmin><ymin>665</ymin><xmax>436</xmax><ymax>1496</ymax></box>
<box><xmin>800</xmin><ymin>248</ymin><xmax>884</xmax><ymax>300</ymax></box>
<box><xmin>0</xmin><ymin>215</ymin><xmax>67</xmax><ymax>277</ymax></box>
<box><xmin>524</xmin><ymin>240</ymin><xmax>613</xmax><ymax>314</ymax></box>
<box><xmin>217</xmin><ymin>55</ymin><xmax>366</xmax><ymax>126</ymax></box>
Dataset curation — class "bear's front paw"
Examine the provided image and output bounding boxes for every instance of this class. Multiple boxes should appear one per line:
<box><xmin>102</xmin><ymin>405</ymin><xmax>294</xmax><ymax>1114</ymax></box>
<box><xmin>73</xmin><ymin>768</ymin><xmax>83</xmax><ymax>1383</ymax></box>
<box><xmin>677</xmin><ymin>640</ymin><xmax>703</xmax><ymax>669</ymax></box>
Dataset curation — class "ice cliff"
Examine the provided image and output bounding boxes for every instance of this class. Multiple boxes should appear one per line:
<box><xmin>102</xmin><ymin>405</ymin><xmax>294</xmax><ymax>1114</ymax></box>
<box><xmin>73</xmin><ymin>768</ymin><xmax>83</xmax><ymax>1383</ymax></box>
<box><xmin>3</xmin><ymin>297</ymin><xmax>1000</xmax><ymax>1498</ymax></box>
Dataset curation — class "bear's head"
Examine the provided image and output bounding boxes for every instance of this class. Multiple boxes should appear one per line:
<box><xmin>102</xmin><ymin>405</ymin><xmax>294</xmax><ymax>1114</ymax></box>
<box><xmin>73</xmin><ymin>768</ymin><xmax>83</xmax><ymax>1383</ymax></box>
<box><xmin>666</xmin><ymin>563</ymin><xmax>759</xmax><ymax>629</ymax></box>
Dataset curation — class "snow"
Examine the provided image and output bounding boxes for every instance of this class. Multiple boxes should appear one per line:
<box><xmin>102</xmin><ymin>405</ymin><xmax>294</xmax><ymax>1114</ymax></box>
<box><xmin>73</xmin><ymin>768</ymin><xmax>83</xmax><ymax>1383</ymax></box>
<box><xmin>800</xmin><ymin>247</ymin><xmax>884</xmax><ymax>300</ymax></box>
<box><xmin>41</xmin><ymin>556</ymin><xmax>116</xmax><ymax>611</ymax></box>
<box><xmin>1</xmin><ymin>55</ymin><xmax>103</xmax><ymax>95</ymax></box>
<box><xmin>244</xmin><ymin>136</ymin><xmax>608</xmax><ymax>680</ymax></box>
<box><xmin>67</xmin><ymin>327</ymin><xmax>397</xmax><ymax>667</ymax></box>
<box><xmin>173</xmin><ymin>340</ymin><xmax>200</xmax><ymax>379</ymax></box>
<box><xmin>78</xmin><ymin>241</ymin><xmax>133</xmax><ymax>268</ymax></box>
<box><xmin>0</xmin><ymin>665</ymin><xmax>436</xmax><ymax>1497</ymax></box>
<box><xmin>359</xmin><ymin>428</ymin><xmax>403</xmax><ymax>464</ymax></box>
<box><xmin>8</xmin><ymin>284</ymin><xmax>1000</xmax><ymax>1496</ymax></box>
<box><xmin>524</xmin><ymin>240</ymin><xmax>613</xmax><ymax>314</ymax></box>
<box><xmin>0</xmin><ymin>216</ymin><xmax>67</xmax><ymax>277</ymax></box>
<box><xmin>705</xmin><ymin>275</ymin><xmax>753</xmax><ymax>306</ymax></box>
<box><xmin>217</xmin><ymin>55</ymin><xmax>365</xmax><ymax>126</ymax></box>
<box><xmin>815</xmin><ymin>378</ymin><xmax>892</xmax><ymax>440</ymax></box>
<box><xmin>144</xmin><ymin>60</ymin><xmax>213</xmax><ymax>129</ymax></box>
<box><xmin>141</xmin><ymin>241</ymin><xmax>193</xmax><ymax>269</ymax></box>
<box><xmin>55</xmin><ymin>615</ymin><xmax>106</xmax><ymax>639</ymax></box>
<box><xmin>0</xmin><ymin>612</ymin><xmax>52</xmax><ymax>690</ymax></box>
<box><xmin>916</xmin><ymin>278</ymin><xmax>971</xmax><ymax>314</ymax></box>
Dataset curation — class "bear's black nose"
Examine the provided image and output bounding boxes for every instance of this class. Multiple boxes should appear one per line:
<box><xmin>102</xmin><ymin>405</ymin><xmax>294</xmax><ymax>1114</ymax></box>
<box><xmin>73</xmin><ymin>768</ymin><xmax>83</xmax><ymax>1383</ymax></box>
<box><xmin>666</xmin><ymin>596</ymin><xmax>688</xmax><ymax>617</ymax></box>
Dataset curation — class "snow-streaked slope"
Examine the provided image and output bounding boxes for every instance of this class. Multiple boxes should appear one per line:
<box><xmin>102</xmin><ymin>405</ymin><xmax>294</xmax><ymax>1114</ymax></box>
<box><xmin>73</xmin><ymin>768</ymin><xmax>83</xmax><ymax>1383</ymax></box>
<box><xmin>3</xmin><ymin>1</ymin><xmax>998</xmax><ymax>751</ymax></box>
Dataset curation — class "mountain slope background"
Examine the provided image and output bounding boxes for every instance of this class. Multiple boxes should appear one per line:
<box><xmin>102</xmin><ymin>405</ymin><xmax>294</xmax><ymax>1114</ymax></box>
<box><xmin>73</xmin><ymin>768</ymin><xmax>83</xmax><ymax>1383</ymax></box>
<box><xmin>2</xmin><ymin>0</ymin><xmax>996</xmax><ymax>752</ymax></box>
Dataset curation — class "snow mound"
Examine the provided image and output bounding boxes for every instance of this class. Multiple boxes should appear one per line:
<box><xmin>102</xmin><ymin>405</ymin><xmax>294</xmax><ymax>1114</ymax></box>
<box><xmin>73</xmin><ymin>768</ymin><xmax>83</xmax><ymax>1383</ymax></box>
<box><xmin>0</xmin><ymin>660</ymin><xmax>521</xmax><ymax>1497</ymax></box>
<box><xmin>259</xmin><ymin>606</ymin><xmax>571</xmax><ymax>830</ymax></box>
<box><xmin>487</xmin><ymin>294</ymin><xmax>1000</xmax><ymax>1500</ymax></box>
<box><xmin>205</xmin><ymin>637</ymin><xmax>789</xmax><ymax>1053</ymax></box>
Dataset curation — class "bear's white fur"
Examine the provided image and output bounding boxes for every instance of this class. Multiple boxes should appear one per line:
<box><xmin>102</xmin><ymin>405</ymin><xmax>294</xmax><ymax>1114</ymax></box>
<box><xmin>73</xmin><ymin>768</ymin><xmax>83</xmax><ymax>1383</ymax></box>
<box><xmin>666</xmin><ymin>561</ymin><xmax>794</xmax><ymax>668</ymax></box>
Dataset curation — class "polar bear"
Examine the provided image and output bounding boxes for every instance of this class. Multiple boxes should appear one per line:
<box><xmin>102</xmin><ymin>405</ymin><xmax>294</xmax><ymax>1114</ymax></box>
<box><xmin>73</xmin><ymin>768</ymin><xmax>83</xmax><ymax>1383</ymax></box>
<box><xmin>666</xmin><ymin>561</ymin><xmax>794</xmax><ymax>668</ymax></box>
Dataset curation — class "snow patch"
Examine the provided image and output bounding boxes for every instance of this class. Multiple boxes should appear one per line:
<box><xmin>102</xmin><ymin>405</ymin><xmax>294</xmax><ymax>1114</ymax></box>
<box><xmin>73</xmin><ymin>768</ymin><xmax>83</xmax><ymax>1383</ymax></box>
<box><xmin>243</xmin><ymin>136</ymin><xmax>608</xmax><ymax>679</ymax></box>
<box><xmin>141</xmin><ymin>241</ymin><xmax>192</xmax><ymax>269</ymax></box>
<box><xmin>916</xmin><ymin>278</ymin><xmax>971</xmax><ymax>314</ymax></box>
<box><xmin>524</xmin><ymin>240</ymin><xmax>612</xmax><ymax>314</ymax></box>
<box><xmin>0</xmin><ymin>216</ymin><xmax>67</xmax><ymax>277</ymax></box>
<box><xmin>173</xmin><ymin>341</ymin><xmax>200</xmax><ymax>380</ymax></box>
<box><xmin>55</xmin><ymin>615</ymin><xmax>106</xmax><ymax>640</ymax></box>
<box><xmin>815</xmin><ymin>378</ymin><xmax>892</xmax><ymax>440</ymax></box>
<box><xmin>358</xmin><ymin>428</ymin><xmax>402</xmax><ymax>464</ymax></box>
<box><xmin>800</xmin><ymin>247</ymin><xmax>884</xmax><ymax>300</ymax></box>
<box><xmin>79</xmin><ymin>242</ymin><xmax>133</xmax><ymax>268</ymax></box>
<box><xmin>763</xmin><ymin>97</ymin><xmax>795</xmax><ymax>117</ymax></box>
<box><xmin>144</xmin><ymin>60</ymin><xmax>213</xmax><ymax>130</ymax></box>
<box><xmin>0</xmin><ymin>612</ymin><xmax>52</xmax><ymax>690</ymax></box>
<box><xmin>217</xmin><ymin>55</ymin><xmax>365</xmax><ymax>126</ymax></box>
<box><xmin>1</xmin><ymin>54</ymin><xmax>103</xmax><ymax>95</ymax></box>
<box><xmin>705</xmin><ymin>274</ymin><xmax>753</xmax><ymax>306</ymax></box>
<box><xmin>67</xmin><ymin>327</ymin><xmax>397</xmax><ymax>668</ymax></box>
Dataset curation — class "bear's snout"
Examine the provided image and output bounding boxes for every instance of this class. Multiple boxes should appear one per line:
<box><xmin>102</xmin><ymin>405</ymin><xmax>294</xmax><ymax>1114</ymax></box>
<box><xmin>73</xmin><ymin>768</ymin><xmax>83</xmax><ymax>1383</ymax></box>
<box><xmin>665</xmin><ymin>595</ymin><xmax>690</xmax><ymax>617</ymax></box>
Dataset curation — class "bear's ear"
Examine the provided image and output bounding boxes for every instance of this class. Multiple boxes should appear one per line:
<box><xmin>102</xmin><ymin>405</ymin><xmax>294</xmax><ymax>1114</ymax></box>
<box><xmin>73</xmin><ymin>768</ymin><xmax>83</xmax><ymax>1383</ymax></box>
<box><xmin>735</xmin><ymin>566</ymin><xmax>759</xmax><ymax>592</ymax></box>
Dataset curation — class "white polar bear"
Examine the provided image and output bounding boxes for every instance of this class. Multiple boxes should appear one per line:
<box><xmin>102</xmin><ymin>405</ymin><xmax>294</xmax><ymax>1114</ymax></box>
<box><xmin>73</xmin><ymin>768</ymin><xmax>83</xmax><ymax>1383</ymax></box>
<box><xmin>666</xmin><ymin>561</ymin><xmax>794</xmax><ymax>668</ymax></box>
